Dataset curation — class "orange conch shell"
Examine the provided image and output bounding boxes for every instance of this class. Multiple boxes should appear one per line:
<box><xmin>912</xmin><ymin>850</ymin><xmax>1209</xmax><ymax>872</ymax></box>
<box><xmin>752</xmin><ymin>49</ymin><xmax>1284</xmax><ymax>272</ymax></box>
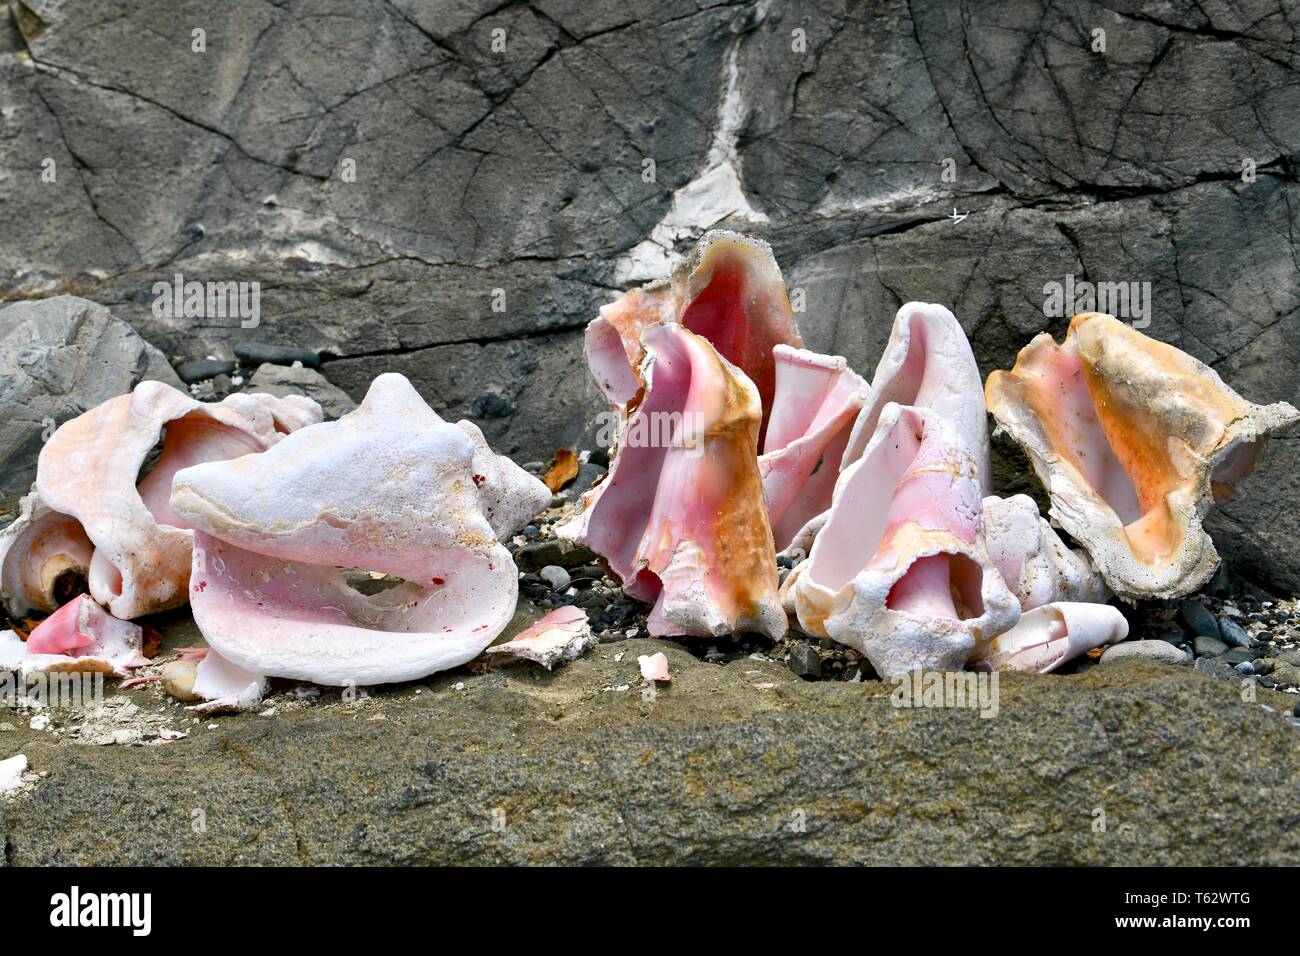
<box><xmin>985</xmin><ymin>313</ymin><xmax>1299</xmax><ymax>600</ymax></box>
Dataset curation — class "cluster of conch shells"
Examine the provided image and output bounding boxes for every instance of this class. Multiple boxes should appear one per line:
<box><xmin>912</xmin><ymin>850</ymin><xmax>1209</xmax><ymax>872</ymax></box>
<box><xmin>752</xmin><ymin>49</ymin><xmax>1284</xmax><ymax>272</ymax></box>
<box><xmin>0</xmin><ymin>371</ymin><xmax>550</xmax><ymax>705</ymax></box>
<box><xmin>568</xmin><ymin>231</ymin><xmax>1296</xmax><ymax>678</ymax></box>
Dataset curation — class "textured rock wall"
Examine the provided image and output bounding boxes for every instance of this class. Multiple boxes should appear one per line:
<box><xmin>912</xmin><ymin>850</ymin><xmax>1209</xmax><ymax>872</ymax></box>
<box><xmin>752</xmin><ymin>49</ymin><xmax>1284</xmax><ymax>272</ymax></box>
<box><xmin>1</xmin><ymin>0</ymin><xmax>1297</xmax><ymax>585</ymax></box>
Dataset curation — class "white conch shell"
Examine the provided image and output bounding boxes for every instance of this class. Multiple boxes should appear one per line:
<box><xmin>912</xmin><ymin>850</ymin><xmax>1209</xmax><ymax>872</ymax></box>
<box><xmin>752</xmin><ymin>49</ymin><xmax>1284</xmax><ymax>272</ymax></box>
<box><xmin>982</xmin><ymin>494</ymin><xmax>1108</xmax><ymax>610</ymax></box>
<box><xmin>986</xmin><ymin>312</ymin><xmax>1300</xmax><ymax>600</ymax></box>
<box><xmin>171</xmin><ymin>373</ymin><xmax>548</xmax><ymax>687</ymax></box>
<box><xmin>0</xmin><ymin>594</ymin><xmax>148</xmax><ymax>677</ymax></box>
<box><xmin>789</xmin><ymin>403</ymin><xmax>1018</xmax><ymax>677</ymax></box>
<box><xmin>457</xmin><ymin>418</ymin><xmax>552</xmax><ymax>538</ymax></box>
<box><xmin>584</xmin><ymin>230</ymin><xmax>803</xmax><ymax>436</ymax></box>
<box><xmin>968</xmin><ymin>602</ymin><xmax>1128</xmax><ymax>673</ymax></box>
<box><xmin>759</xmin><ymin>345</ymin><xmax>869</xmax><ymax>552</ymax></box>
<box><xmin>0</xmin><ymin>490</ymin><xmax>93</xmax><ymax>616</ymax></box>
<box><xmin>843</xmin><ymin>302</ymin><xmax>990</xmax><ymax>489</ymax></box>
<box><xmin>29</xmin><ymin>382</ymin><xmax>322</xmax><ymax>619</ymax></box>
<box><xmin>560</xmin><ymin>323</ymin><xmax>786</xmax><ymax>640</ymax></box>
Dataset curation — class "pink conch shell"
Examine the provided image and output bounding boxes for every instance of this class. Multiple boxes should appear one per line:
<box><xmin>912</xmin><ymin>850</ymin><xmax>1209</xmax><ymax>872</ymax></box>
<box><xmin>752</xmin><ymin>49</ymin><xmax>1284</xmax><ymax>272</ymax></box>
<box><xmin>585</xmin><ymin>230</ymin><xmax>803</xmax><ymax>437</ymax></box>
<box><xmin>561</xmin><ymin>323</ymin><xmax>786</xmax><ymax>640</ymax></box>
<box><xmin>759</xmin><ymin>346</ymin><xmax>869</xmax><ymax>552</ymax></box>
<box><xmin>485</xmin><ymin>606</ymin><xmax>594</xmax><ymax>669</ymax></box>
<box><xmin>32</xmin><ymin>382</ymin><xmax>322</xmax><ymax>619</ymax></box>
<box><xmin>0</xmin><ymin>594</ymin><xmax>149</xmax><ymax>677</ymax></box>
<box><xmin>843</xmin><ymin>302</ymin><xmax>990</xmax><ymax>488</ymax></box>
<box><xmin>171</xmin><ymin>373</ymin><xmax>548</xmax><ymax>686</ymax></box>
<box><xmin>968</xmin><ymin>602</ymin><xmax>1128</xmax><ymax>673</ymax></box>
<box><xmin>0</xmin><ymin>491</ymin><xmax>93</xmax><ymax>616</ymax></box>
<box><xmin>982</xmin><ymin>494</ymin><xmax>1108</xmax><ymax>610</ymax></box>
<box><xmin>788</xmin><ymin>404</ymin><xmax>1018</xmax><ymax>677</ymax></box>
<box><xmin>985</xmin><ymin>312</ymin><xmax>1300</xmax><ymax>600</ymax></box>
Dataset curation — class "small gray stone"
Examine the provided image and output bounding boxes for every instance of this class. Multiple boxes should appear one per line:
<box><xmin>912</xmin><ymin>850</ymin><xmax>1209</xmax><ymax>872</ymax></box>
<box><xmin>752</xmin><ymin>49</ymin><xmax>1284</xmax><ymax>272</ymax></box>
<box><xmin>1179</xmin><ymin>600</ymin><xmax>1221</xmax><ymax>641</ymax></box>
<box><xmin>539</xmin><ymin>565</ymin><xmax>571</xmax><ymax>591</ymax></box>
<box><xmin>1194</xmin><ymin>657</ymin><xmax>1239</xmax><ymax>683</ymax></box>
<box><xmin>1234</xmin><ymin>661</ymin><xmax>1255</xmax><ymax>675</ymax></box>
<box><xmin>234</xmin><ymin>342</ymin><xmax>319</xmax><ymax>368</ymax></box>
<box><xmin>1218</xmin><ymin>618</ymin><xmax>1253</xmax><ymax>649</ymax></box>
<box><xmin>788</xmin><ymin>644</ymin><xmax>823</xmax><ymax>681</ymax></box>
<box><xmin>1193</xmin><ymin>635</ymin><xmax>1229</xmax><ymax>658</ymax></box>
<box><xmin>1100</xmin><ymin>640</ymin><xmax>1190</xmax><ymax>665</ymax></box>
<box><xmin>1220</xmin><ymin>647</ymin><xmax>1254</xmax><ymax>666</ymax></box>
<box><xmin>1267</xmin><ymin>661</ymin><xmax>1300</xmax><ymax>686</ymax></box>
<box><xmin>176</xmin><ymin>358</ymin><xmax>236</xmax><ymax>383</ymax></box>
<box><xmin>514</xmin><ymin>540</ymin><xmax>599</xmax><ymax>572</ymax></box>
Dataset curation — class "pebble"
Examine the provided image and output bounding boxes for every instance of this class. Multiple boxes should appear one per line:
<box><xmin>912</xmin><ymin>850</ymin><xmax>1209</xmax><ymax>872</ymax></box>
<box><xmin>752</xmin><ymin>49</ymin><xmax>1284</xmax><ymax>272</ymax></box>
<box><xmin>1267</xmin><ymin>661</ymin><xmax>1300</xmax><ymax>686</ymax></box>
<box><xmin>574</xmin><ymin>589</ymin><xmax>607</xmax><ymax>609</ymax></box>
<box><xmin>1219</xmin><ymin>647</ymin><xmax>1255</xmax><ymax>666</ymax></box>
<box><xmin>176</xmin><ymin>358</ymin><xmax>236</xmax><ymax>383</ymax></box>
<box><xmin>1218</xmin><ymin>618</ymin><xmax>1253</xmax><ymax>649</ymax></box>
<box><xmin>1178</xmin><ymin>600</ymin><xmax>1221</xmax><ymax>641</ymax></box>
<box><xmin>1193</xmin><ymin>635</ymin><xmax>1228</xmax><ymax>658</ymax></box>
<box><xmin>514</xmin><ymin>540</ymin><xmax>598</xmax><ymax>572</ymax></box>
<box><xmin>539</xmin><ymin>565</ymin><xmax>571</xmax><ymax>591</ymax></box>
<box><xmin>1194</xmin><ymin>657</ymin><xmax>1239</xmax><ymax>683</ymax></box>
<box><xmin>1235</xmin><ymin>661</ymin><xmax>1255</xmax><ymax>675</ymax></box>
<box><xmin>788</xmin><ymin>644</ymin><xmax>822</xmax><ymax>681</ymax></box>
<box><xmin>1253</xmin><ymin>658</ymin><xmax>1276</xmax><ymax>675</ymax></box>
<box><xmin>233</xmin><ymin>342</ymin><xmax>320</xmax><ymax>368</ymax></box>
<box><xmin>1100</xmin><ymin>640</ymin><xmax>1190</xmax><ymax>665</ymax></box>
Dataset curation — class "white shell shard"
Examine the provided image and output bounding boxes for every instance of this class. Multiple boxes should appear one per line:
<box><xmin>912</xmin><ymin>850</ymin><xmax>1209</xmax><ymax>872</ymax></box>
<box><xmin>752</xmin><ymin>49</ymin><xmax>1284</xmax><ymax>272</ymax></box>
<box><xmin>982</xmin><ymin>494</ymin><xmax>1108</xmax><ymax>610</ymax></box>
<box><xmin>584</xmin><ymin>230</ymin><xmax>803</xmax><ymax>436</ymax></box>
<box><xmin>560</xmin><ymin>324</ymin><xmax>786</xmax><ymax>641</ymax></box>
<box><xmin>0</xmin><ymin>491</ymin><xmax>93</xmax><ymax>616</ymax></box>
<box><xmin>456</xmin><ymin>419</ymin><xmax>551</xmax><ymax>539</ymax></box>
<box><xmin>0</xmin><ymin>754</ymin><xmax>27</xmax><ymax>794</ymax></box>
<box><xmin>986</xmin><ymin>312</ymin><xmax>1300</xmax><ymax>600</ymax></box>
<box><xmin>188</xmin><ymin>648</ymin><xmax>268</xmax><ymax>713</ymax></box>
<box><xmin>171</xmin><ymin>373</ymin><xmax>528</xmax><ymax>687</ymax></box>
<box><xmin>639</xmin><ymin>651</ymin><xmax>671</xmax><ymax>682</ymax></box>
<box><xmin>485</xmin><ymin>606</ymin><xmax>595</xmax><ymax>669</ymax></box>
<box><xmin>968</xmin><ymin>602</ymin><xmax>1128</xmax><ymax>673</ymax></box>
<box><xmin>32</xmin><ymin>382</ymin><xmax>322</xmax><ymax>619</ymax></box>
<box><xmin>1</xmin><ymin>594</ymin><xmax>148</xmax><ymax>677</ymax></box>
<box><xmin>843</xmin><ymin>302</ymin><xmax>990</xmax><ymax>490</ymax></box>
<box><xmin>759</xmin><ymin>346</ymin><xmax>869</xmax><ymax>552</ymax></box>
<box><xmin>789</xmin><ymin>404</ymin><xmax>1018</xmax><ymax>678</ymax></box>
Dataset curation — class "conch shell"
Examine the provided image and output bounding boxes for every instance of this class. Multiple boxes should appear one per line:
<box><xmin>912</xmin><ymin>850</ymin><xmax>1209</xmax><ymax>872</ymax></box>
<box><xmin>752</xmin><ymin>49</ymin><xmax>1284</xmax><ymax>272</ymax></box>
<box><xmin>787</xmin><ymin>403</ymin><xmax>1018</xmax><ymax>677</ymax></box>
<box><xmin>985</xmin><ymin>312</ymin><xmax>1299</xmax><ymax>600</ymax></box>
<box><xmin>0</xmin><ymin>491</ymin><xmax>94</xmax><ymax>616</ymax></box>
<box><xmin>28</xmin><ymin>383</ymin><xmax>322</xmax><ymax>620</ymax></box>
<box><xmin>843</xmin><ymin>302</ymin><xmax>990</xmax><ymax>490</ymax></box>
<box><xmin>585</xmin><ymin>230</ymin><xmax>803</xmax><ymax>436</ymax></box>
<box><xmin>560</xmin><ymin>323</ymin><xmax>786</xmax><ymax>640</ymax></box>
<box><xmin>981</xmin><ymin>494</ymin><xmax>1108</xmax><ymax>610</ymax></box>
<box><xmin>968</xmin><ymin>601</ymin><xmax>1128</xmax><ymax>673</ymax></box>
<box><xmin>170</xmin><ymin>373</ymin><xmax>550</xmax><ymax>687</ymax></box>
<box><xmin>759</xmin><ymin>345</ymin><xmax>868</xmax><ymax>552</ymax></box>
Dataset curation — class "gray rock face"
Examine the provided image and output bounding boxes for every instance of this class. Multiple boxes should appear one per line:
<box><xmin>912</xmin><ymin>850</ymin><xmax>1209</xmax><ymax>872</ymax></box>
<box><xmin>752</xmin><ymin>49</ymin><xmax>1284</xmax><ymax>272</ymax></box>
<box><xmin>0</xmin><ymin>0</ymin><xmax>1296</xmax><ymax>586</ymax></box>
<box><xmin>0</xmin><ymin>295</ymin><xmax>180</xmax><ymax>514</ymax></box>
<box><xmin>3</xmin><ymin>643</ymin><xmax>1298</xmax><ymax>865</ymax></box>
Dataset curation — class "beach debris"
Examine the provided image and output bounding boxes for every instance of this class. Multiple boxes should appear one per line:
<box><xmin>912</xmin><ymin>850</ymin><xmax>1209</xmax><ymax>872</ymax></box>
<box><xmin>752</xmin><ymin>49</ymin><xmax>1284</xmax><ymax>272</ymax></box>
<box><xmin>0</xmin><ymin>754</ymin><xmax>28</xmax><ymax>793</ymax></box>
<box><xmin>968</xmin><ymin>602</ymin><xmax>1128</xmax><ymax>673</ymax></box>
<box><xmin>639</xmin><ymin>651</ymin><xmax>671</xmax><ymax>682</ymax></box>
<box><xmin>0</xmin><ymin>595</ymin><xmax>149</xmax><ymax>677</ymax></box>
<box><xmin>542</xmin><ymin>449</ymin><xmax>581</xmax><ymax>492</ymax></box>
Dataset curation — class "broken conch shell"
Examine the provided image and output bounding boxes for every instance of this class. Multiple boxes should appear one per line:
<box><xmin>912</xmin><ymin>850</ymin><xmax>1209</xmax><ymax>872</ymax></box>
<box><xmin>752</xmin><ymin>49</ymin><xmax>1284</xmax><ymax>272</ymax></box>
<box><xmin>759</xmin><ymin>345</ymin><xmax>869</xmax><ymax>552</ymax></box>
<box><xmin>17</xmin><ymin>382</ymin><xmax>322</xmax><ymax>620</ymax></box>
<box><xmin>0</xmin><ymin>594</ymin><xmax>149</xmax><ymax>677</ymax></box>
<box><xmin>968</xmin><ymin>602</ymin><xmax>1128</xmax><ymax>673</ymax></box>
<box><xmin>985</xmin><ymin>312</ymin><xmax>1300</xmax><ymax>600</ymax></box>
<box><xmin>584</xmin><ymin>230</ymin><xmax>803</xmax><ymax>437</ymax></box>
<box><xmin>560</xmin><ymin>323</ymin><xmax>787</xmax><ymax>641</ymax></box>
<box><xmin>787</xmin><ymin>403</ymin><xmax>1019</xmax><ymax>678</ymax></box>
<box><xmin>981</xmin><ymin>494</ymin><xmax>1108</xmax><ymax>610</ymax></box>
<box><xmin>485</xmin><ymin>605</ymin><xmax>595</xmax><ymax>670</ymax></box>
<box><xmin>169</xmin><ymin>373</ymin><xmax>550</xmax><ymax>687</ymax></box>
